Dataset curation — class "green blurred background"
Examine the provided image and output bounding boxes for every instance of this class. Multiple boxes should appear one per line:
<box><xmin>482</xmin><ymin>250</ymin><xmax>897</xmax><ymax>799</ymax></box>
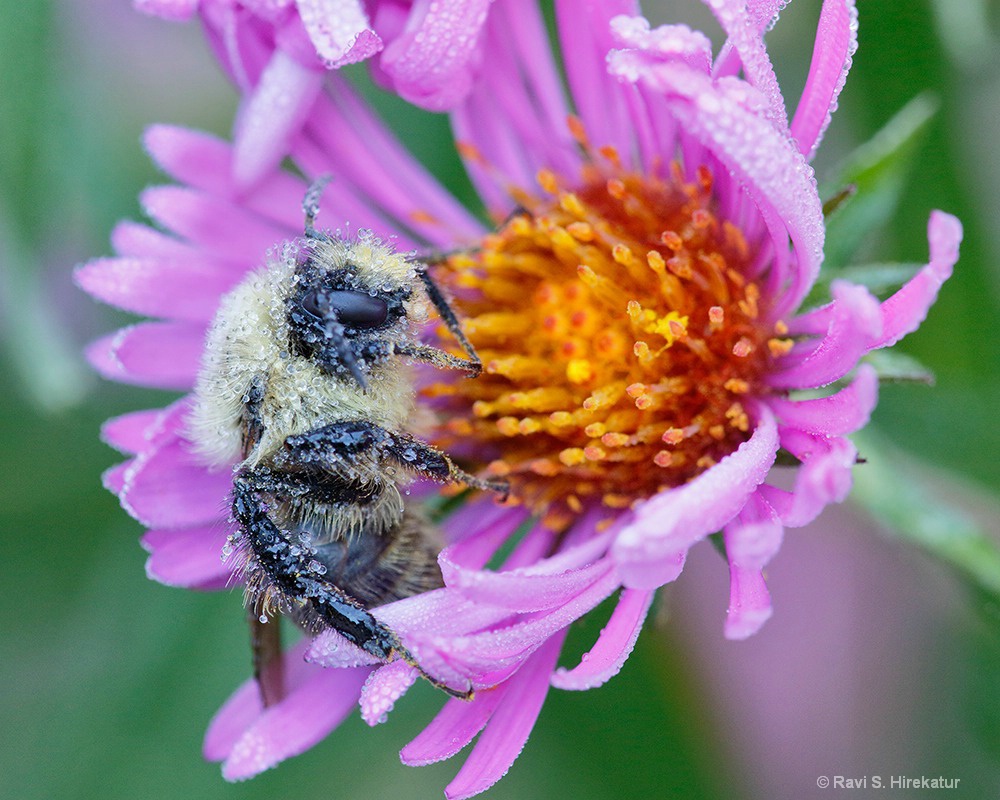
<box><xmin>1</xmin><ymin>1</ymin><xmax>999</xmax><ymax>798</ymax></box>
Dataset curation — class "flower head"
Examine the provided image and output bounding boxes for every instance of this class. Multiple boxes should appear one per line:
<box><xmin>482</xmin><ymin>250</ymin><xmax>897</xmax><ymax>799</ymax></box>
<box><xmin>80</xmin><ymin>1</ymin><xmax>960</xmax><ymax>797</ymax></box>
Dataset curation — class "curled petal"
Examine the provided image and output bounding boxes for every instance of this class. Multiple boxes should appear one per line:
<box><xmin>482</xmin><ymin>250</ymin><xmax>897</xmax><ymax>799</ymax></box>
<box><xmin>398</xmin><ymin>570</ymin><xmax>618</xmax><ymax>691</ymax></box>
<box><xmin>304</xmin><ymin>631</ymin><xmax>381</xmax><ymax>668</ymax></box>
<box><xmin>868</xmin><ymin>210</ymin><xmax>962</xmax><ymax>351</ymax></box>
<box><xmin>776</xmin><ymin>429</ymin><xmax>857</xmax><ymax>528</ymax></box>
<box><xmin>609</xmin><ymin>16</ymin><xmax>713</xmax><ymax>74</ymax></box>
<box><xmin>551</xmin><ymin>588</ymin><xmax>653</xmax><ymax>690</ymax></box>
<box><xmin>606</xmin><ymin>55</ymin><xmax>823</xmax><ymax>314</ymax></box>
<box><xmin>297</xmin><ymin>0</ymin><xmax>382</xmax><ymax>67</ymax></box>
<box><xmin>769</xmin><ymin>281</ymin><xmax>882</xmax><ymax>389</ymax></box>
<box><xmin>380</xmin><ymin>0</ymin><xmax>492</xmax><ymax>111</ymax></box>
<box><xmin>724</xmin><ymin>563</ymin><xmax>772</xmax><ymax>640</ymax></box>
<box><xmin>701</xmin><ymin>0</ymin><xmax>788</xmax><ymax>132</ymax></box>
<box><xmin>440</xmin><ymin>554</ymin><xmax>613</xmax><ymax>613</ymax></box>
<box><xmin>790</xmin><ymin>0</ymin><xmax>858</xmax><ymax>160</ymax></box>
<box><xmin>612</xmin><ymin>406</ymin><xmax>779</xmax><ymax>588</ymax></box>
<box><xmin>722</xmin><ymin>492</ymin><xmax>782</xmax><ymax>638</ymax></box>
<box><xmin>767</xmin><ymin>363</ymin><xmax>878</xmax><ymax>436</ymax></box>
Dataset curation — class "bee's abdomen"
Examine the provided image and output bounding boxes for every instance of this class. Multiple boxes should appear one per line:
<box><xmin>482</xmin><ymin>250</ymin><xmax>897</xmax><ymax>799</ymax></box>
<box><xmin>311</xmin><ymin>508</ymin><xmax>445</xmax><ymax>608</ymax></box>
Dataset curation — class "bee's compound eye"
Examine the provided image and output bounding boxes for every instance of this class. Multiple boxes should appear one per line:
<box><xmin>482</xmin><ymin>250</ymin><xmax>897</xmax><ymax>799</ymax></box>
<box><xmin>329</xmin><ymin>291</ymin><xmax>389</xmax><ymax>328</ymax></box>
<box><xmin>301</xmin><ymin>289</ymin><xmax>389</xmax><ymax>329</ymax></box>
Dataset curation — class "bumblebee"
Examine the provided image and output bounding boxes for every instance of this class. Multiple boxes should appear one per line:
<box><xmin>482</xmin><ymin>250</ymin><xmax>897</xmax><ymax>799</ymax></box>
<box><xmin>189</xmin><ymin>179</ymin><xmax>505</xmax><ymax>703</ymax></box>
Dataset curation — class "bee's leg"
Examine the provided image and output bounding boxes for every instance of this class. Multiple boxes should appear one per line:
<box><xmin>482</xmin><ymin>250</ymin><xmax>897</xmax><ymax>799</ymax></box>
<box><xmin>281</xmin><ymin>422</ymin><xmax>508</xmax><ymax>497</ymax></box>
<box><xmin>395</xmin><ymin>341</ymin><xmax>482</xmax><ymax>377</ymax></box>
<box><xmin>382</xmin><ymin>431</ymin><xmax>510</xmax><ymax>497</ymax></box>
<box><xmin>248</xmin><ymin>609</ymin><xmax>285</xmax><ymax>707</ymax></box>
<box><xmin>415</xmin><ymin>268</ymin><xmax>481</xmax><ymax>374</ymax></box>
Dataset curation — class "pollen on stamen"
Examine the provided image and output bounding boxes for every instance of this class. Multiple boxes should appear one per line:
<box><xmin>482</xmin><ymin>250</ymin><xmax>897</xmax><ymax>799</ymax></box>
<box><xmin>567</xmin><ymin>222</ymin><xmax>594</xmax><ymax>241</ymax></box>
<box><xmin>653</xmin><ymin>451</ymin><xmax>674</xmax><ymax>468</ymax></box>
<box><xmin>733</xmin><ymin>337</ymin><xmax>754</xmax><ymax>357</ymax></box>
<box><xmin>598</xmin><ymin>145</ymin><xmax>622</xmax><ymax>168</ymax></box>
<box><xmin>768</xmin><ymin>337</ymin><xmax>795</xmax><ymax>357</ymax></box>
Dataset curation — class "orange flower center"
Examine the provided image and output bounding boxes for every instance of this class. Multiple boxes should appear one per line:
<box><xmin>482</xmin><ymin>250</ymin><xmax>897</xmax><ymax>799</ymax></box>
<box><xmin>426</xmin><ymin>155</ymin><xmax>791</xmax><ymax>528</ymax></box>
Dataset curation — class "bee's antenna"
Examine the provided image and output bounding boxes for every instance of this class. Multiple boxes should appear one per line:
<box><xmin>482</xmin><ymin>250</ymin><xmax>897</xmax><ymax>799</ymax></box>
<box><xmin>303</xmin><ymin>175</ymin><xmax>333</xmax><ymax>239</ymax></box>
<box><xmin>323</xmin><ymin>317</ymin><xmax>368</xmax><ymax>390</ymax></box>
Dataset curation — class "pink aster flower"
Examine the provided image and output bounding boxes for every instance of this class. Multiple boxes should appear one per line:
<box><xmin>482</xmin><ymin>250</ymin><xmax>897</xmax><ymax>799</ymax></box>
<box><xmin>80</xmin><ymin>1</ymin><xmax>962</xmax><ymax>797</ymax></box>
<box><xmin>135</xmin><ymin>0</ymin><xmax>495</xmax><ymax>187</ymax></box>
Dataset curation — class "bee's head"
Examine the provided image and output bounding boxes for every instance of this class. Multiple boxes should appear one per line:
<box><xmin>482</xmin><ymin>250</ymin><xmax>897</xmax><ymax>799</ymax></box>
<box><xmin>286</xmin><ymin>239</ymin><xmax>414</xmax><ymax>389</ymax></box>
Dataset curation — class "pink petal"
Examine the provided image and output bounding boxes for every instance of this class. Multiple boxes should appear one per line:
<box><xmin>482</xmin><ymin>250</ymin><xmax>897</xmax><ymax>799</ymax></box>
<box><xmin>220</xmin><ymin>667</ymin><xmax>370</xmax><ymax>780</ymax></box>
<box><xmin>85</xmin><ymin>322</ymin><xmax>205</xmax><ymax>390</ymax></box>
<box><xmin>205</xmin><ymin>638</ymin><xmax>316</xmax><ymax>762</ymax></box>
<box><xmin>555</xmin><ymin>0</ymin><xmax>638</xmax><ymax>157</ymax></box>
<box><xmin>444</xmin><ymin>632</ymin><xmax>565</xmax><ymax>800</ymax></box>
<box><xmin>75</xmin><ymin>256</ymin><xmax>240</xmax><ymax>322</ymax></box>
<box><xmin>297</xmin><ymin>0</ymin><xmax>383</xmax><ymax>66</ymax></box>
<box><xmin>101</xmin><ymin>407</ymin><xmax>172</xmax><ymax>454</ymax></box>
<box><xmin>144</xmin><ymin>125</ymin><xmax>309</xmax><ymax>233</ymax></box>
<box><xmin>790</xmin><ymin>0</ymin><xmax>858</xmax><ymax>160</ymax></box>
<box><xmin>868</xmin><ymin>210</ymin><xmax>962</xmax><ymax>351</ymax></box>
<box><xmin>400</xmin><ymin>684</ymin><xmax>509</xmax><ymax>767</ymax></box>
<box><xmin>551</xmin><ymin>588</ymin><xmax>653</xmax><ymax>690</ymax></box>
<box><xmin>721</xmin><ymin>491</ymin><xmax>783</xmax><ymax>639</ymax></box>
<box><xmin>767</xmin><ymin>363</ymin><xmax>878</xmax><ymax>436</ymax></box>
<box><xmin>612</xmin><ymin>406</ymin><xmax>779</xmax><ymax>588</ymax></box>
<box><xmin>133</xmin><ymin>0</ymin><xmax>197</xmax><ymax>20</ymax></box>
<box><xmin>451</xmin><ymin>1</ymin><xmax>580</xmax><ymax>212</ymax></box>
<box><xmin>111</xmin><ymin>220</ymin><xmax>202</xmax><ymax>260</ymax></box>
<box><xmin>380</xmin><ymin>0</ymin><xmax>491</xmax><ymax>111</ymax></box>
<box><xmin>102</xmin><ymin>462</ymin><xmax>128</xmax><ymax>495</ymax></box>
<box><xmin>303</xmin><ymin>630</ymin><xmax>380</xmax><ymax>668</ymax></box>
<box><xmin>442</xmin><ymin>503</ymin><xmax>530</xmax><ymax>569</ymax></box>
<box><xmin>439</xmin><ymin>555</ymin><xmax>613</xmax><ymax>613</ymax></box>
<box><xmin>141</xmin><ymin>525</ymin><xmax>236</xmax><ymax>590</ymax></box>
<box><xmin>118</xmin><ymin>438</ymin><xmax>231</xmax><ymax>529</ymax></box>
<box><xmin>724</xmin><ymin>563</ymin><xmax>773</xmax><ymax>640</ymax></box>
<box><xmin>233</xmin><ymin>49</ymin><xmax>325</xmax><ymax>189</ymax></box>
<box><xmin>302</xmin><ymin>86</ymin><xmax>484</xmax><ymax>246</ymax></box>
<box><xmin>768</xmin><ymin>281</ymin><xmax>882</xmax><ymax>390</ymax></box>
<box><xmin>140</xmin><ymin>186</ymin><xmax>289</xmax><ymax>266</ymax></box>
<box><xmin>702</xmin><ymin>0</ymin><xmax>789</xmax><ymax>133</ymax></box>
<box><xmin>405</xmin><ymin>570</ymin><xmax>619</xmax><ymax>688</ymax></box>
<box><xmin>359</xmin><ymin>660</ymin><xmax>418</xmax><ymax>726</ymax></box>
<box><xmin>375</xmin><ymin>590</ymin><xmax>515</xmax><ymax>640</ymax></box>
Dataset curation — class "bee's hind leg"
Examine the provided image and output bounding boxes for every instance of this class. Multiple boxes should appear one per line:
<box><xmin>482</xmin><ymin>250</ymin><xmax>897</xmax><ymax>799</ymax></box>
<box><xmin>232</xmin><ymin>468</ymin><xmax>475</xmax><ymax>700</ymax></box>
